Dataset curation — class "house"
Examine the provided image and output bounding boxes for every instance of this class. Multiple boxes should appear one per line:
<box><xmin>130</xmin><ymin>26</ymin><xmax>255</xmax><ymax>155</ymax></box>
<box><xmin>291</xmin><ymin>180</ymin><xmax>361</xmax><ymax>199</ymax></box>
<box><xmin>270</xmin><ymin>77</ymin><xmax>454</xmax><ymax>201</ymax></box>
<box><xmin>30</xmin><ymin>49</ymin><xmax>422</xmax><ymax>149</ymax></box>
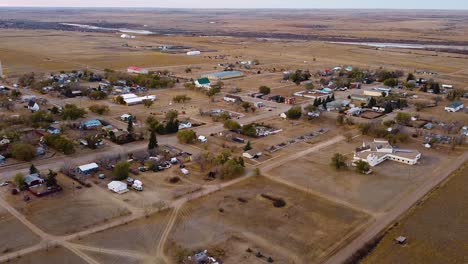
<box><xmin>120</xmin><ymin>114</ymin><xmax>134</xmax><ymax>122</ymax></box>
<box><xmin>195</xmin><ymin>77</ymin><xmax>211</xmax><ymax>89</ymax></box>
<box><xmin>203</xmin><ymin>71</ymin><xmax>244</xmax><ymax>81</ymax></box>
<box><xmin>77</xmin><ymin>163</ymin><xmax>99</xmax><ymax>175</ymax></box>
<box><xmin>81</xmin><ymin>119</ymin><xmax>102</xmax><ymax>130</ymax></box>
<box><xmin>27</xmin><ymin>99</ymin><xmax>40</xmax><ymax>112</ymax></box>
<box><xmin>346</xmin><ymin>107</ymin><xmax>362</xmax><ymax>116</ymax></box>
<box><xmin>198</xmin><ymin>135</ymin><xmax>208</xmax><ymax>143</ymax></box>
<box><xmin>364</xmin><ymin>90</ymin><xmax>386</xmax><ymax>97</ymax></box>
<box><xmin>353</xmin><ymin>139</ymin><xmax>421</xmax><ymax>167</ymax></box>
<box><xmin>243</xmin><ymin>149</ymin><xmax>262</xmax><ymax>159</ymax></box>
<box><xmin>127</xmin><ymin>66</ymin><xmax>149</xmax><ymax>75</ymax></box>
<box><xmin>223</xmin><ymin>94</ymin><xmax>242</xmax><ymax>103</ymax></box>
<box><xmin>47</xmin><ymin>127</ymin><xmax>61</xmax><ymax>135</ymax></box>
<box><xmin>350</xmin><ymin>94</ymin><xmax>371</xmax><ymax>103</ymax></box>
<box><xmin>24</xmin><ymin>173</ymin><xmax>44</xmax><ymax>187</ymax></box>
<box><xmin>326</xmin><ymin>100</ymin><xmax>350</xmax><ymax>111</ymax></box>
<box><xmin>108</xmin><ymin>181</ymin><xmax>129</xmax><ymax>194</ymax></box>
<box><xmin>178</xmin><ymin>122</ymin><xmax>192</xmax><ymax>130</ymax></box>
<box><xmin>445</xmin><ymin>102</ymin><xmax>464</xmax><ymax>113</ymax></box>
<box><xmin>285</xmin><ymin>97</ymin><xmax>296</xmax><ymax>105</ymax></box>
<box><xmin>0</xmin><ymin>138</ymin><xmax>10</xmax><ymax>146</ymax></box>
<box><xmin>187</xmin><ymin>51</ymin><xmax>201</xmax><ymax>56</ymax></box>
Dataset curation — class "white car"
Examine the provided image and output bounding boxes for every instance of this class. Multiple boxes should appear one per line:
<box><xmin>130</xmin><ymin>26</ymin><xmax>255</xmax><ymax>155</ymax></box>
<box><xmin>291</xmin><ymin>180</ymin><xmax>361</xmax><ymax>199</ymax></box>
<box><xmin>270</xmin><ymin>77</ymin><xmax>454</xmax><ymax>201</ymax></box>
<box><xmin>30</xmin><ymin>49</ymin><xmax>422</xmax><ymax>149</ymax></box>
<box><xmin>0</xmin><ymin>182</ymin><xmax>9</xmax><ymax>187</ymax></box>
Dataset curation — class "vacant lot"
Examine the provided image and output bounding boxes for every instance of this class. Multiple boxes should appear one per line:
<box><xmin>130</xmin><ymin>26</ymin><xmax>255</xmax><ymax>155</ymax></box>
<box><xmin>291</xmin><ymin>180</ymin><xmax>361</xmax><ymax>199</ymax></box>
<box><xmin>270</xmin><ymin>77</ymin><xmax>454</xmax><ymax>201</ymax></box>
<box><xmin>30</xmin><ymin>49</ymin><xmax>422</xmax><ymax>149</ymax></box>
<box><xmin>2</xmin><ymin>174</ymin><xmax>130</xmax><ymax>236</ymax></box>
<box><xmin>266</xmin><ymin>137</ymin><xmax>452</xmax><ymax>213</ymax></box>
<box><xmin>74</xmin><ymin>209</ymin><xmax>171</xmax><ymax>255</ymax></box>
<box><xmin>0</xmin><ymin>204</ymin><xmax>40</xmax><ymax>256</ymax></box>
<box><xmin>363</xmin><ymin>164</ymin><xmax>468</xmax><ymax>264</ymax></box>
<box><xmin>166</xmin><ymin>176</ymin><xmax>370</xmax><ymax>264</ymax></box>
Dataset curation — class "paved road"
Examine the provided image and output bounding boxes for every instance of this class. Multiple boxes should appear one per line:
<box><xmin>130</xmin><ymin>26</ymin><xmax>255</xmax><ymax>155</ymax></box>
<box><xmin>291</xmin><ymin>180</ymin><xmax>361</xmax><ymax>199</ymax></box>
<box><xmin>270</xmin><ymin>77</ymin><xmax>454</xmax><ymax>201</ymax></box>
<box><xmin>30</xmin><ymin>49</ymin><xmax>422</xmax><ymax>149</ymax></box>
<box><xmin>323</xmin><ymin>151</ymin><xmax>468</xmax><ymax>264</ymax></box>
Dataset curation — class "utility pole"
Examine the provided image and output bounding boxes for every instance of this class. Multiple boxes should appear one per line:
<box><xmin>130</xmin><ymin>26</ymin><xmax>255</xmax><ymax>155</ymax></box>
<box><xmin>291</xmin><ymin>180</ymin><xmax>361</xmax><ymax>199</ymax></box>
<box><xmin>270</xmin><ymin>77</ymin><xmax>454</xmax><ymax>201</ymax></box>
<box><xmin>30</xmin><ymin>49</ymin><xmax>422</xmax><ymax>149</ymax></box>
<box><xmin>0</xmin><ymin>60</ymin><xmax>4</xmax><ymax>79</ymax></box>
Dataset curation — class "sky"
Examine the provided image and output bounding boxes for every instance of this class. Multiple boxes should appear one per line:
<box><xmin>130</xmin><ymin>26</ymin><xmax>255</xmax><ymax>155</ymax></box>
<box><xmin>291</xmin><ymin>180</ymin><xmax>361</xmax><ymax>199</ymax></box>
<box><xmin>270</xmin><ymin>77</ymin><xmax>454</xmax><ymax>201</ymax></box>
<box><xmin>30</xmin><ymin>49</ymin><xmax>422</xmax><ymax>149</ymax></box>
<box><xmin>0</xmin><ymin>0</ymin><xmax>467</xmax><ymax>9</ymax></box>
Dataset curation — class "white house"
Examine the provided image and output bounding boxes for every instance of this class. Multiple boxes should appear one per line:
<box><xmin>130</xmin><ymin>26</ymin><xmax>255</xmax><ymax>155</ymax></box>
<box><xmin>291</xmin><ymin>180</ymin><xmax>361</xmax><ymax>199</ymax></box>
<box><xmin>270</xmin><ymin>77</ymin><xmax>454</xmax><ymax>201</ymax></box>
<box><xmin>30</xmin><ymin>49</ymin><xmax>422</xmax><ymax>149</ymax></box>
<box><xmin>178</xmin><ymin>122</ymin><xmax>192</xmax><ymax>130</ymax></box>
<box><xmin>445</xmin><ymin>102</ymin><xmax>464</xmax><ymax>113</ymax></box>
<box><xmin>353</xmin><ymin>139</ymin><xmax>421</xmax><ymax>167</ymax></box>
<box><xmin>223</xmin><ymin>95</ymin><xmax>242</xmax><ymax>103</ymax></box>
<box><xmin>198</xmin><ymin>135</ymin><xmax>208</xmax><ymax>143</ymax></box>
<box><xmin>243</xmin><ymin>149</ymin><xmax>262</xmax><ymax>159</ymax></box>
<box><xmin>77</xmin><ymin>163</ymin><xmax>100</xmax><ymax>175</ymax></box>
<box><xmin>108</xmin><ymin>181</ymin><xmax>129</xmax><ymax>194</ymax></box>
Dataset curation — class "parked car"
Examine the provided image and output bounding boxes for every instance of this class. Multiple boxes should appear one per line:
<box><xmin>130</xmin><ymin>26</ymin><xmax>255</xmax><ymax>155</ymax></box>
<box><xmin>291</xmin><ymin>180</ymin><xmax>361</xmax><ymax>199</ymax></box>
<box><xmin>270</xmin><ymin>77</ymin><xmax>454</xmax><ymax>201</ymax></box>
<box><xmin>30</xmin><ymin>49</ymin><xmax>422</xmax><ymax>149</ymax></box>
<box><xmin>0</xmin><ymin>182</ymin><xmax>9</xmax><ymax>187</ymax></box>
<box><xmin>126</xmin><ymin>177</ymin><xmax>134</xmax><ymax>185</ymax></box>
<box><xmin>98</xmin><ymin>174</ymin><xmax>106</xmax><ymax>179</ymax></box>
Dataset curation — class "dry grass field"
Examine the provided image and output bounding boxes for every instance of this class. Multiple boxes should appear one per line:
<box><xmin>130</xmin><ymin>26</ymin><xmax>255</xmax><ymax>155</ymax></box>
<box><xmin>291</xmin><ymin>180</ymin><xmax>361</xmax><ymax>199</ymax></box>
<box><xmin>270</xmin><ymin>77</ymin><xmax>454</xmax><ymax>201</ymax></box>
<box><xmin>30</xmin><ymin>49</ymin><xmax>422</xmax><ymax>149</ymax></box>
<box><xmin>0</xmin><ymin>205</ymin><xmax>40</xmax><ymax>255</ymax></box>
<box><xmin>166</xmin><ymin>176</ymin><xmax>370</xmax><ymax>264</ymax></box>
<box><xmin>266</xmin><ymin>136</ymin><xmax>462</xmax><ymax>213</ymax></box>
<box><xmin>362</xmin><ymin>164</ymin><xmax>468</xmax><ymax>264</ymax></box>
<box><xmin>74</xmin><ymin>209</ymin><xmax>171</xmax><ymax>254</ymax></box>
<box><xmin>1</xmin><ymin>174</ymin><xmax>131</xmax><ymax>236</ymax></box>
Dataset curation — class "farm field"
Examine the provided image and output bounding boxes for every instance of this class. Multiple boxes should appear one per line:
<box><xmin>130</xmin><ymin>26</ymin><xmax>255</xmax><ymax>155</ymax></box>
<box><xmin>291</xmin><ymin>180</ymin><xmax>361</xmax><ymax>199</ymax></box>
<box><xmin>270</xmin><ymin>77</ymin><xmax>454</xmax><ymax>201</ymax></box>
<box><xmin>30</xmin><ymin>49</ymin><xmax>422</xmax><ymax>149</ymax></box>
<box><xmin>362</xmin><ymin>164</ymin><xmax>468</xmax><ymax>264</ymax></box>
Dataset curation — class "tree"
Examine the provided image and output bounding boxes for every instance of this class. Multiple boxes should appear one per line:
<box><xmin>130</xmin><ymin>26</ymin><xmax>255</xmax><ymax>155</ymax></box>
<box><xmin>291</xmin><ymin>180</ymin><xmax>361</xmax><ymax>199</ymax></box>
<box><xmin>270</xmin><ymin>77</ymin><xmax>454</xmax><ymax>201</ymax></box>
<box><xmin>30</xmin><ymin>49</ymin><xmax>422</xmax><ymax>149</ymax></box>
<box><xmin>219</xmin><ymin>159</ymin><xmax>245</xmax><ymax>180</ymax></box>
<box><xmin>148</xmin><ymin>131</ymin><xmax>158</xmax><ymax>150</ymax></box>
<box><xmin>384</xmin><ymin>78</ymin><xmax>398</xmax><ymax>88</ymax></box>
<box><xmin>244</xmin><ymin>141</ymin><xmax>252</xmax><ymax>151</ymax></box>
<box><xmin>143</xmin><ymin>99</ymin><xmax>154</xmax><ymax>108</ymax></box>
<box><xmin>11</xmin><ymin>143</ymin><xmax>36</xmax><ymax>161</ymax></box>
<box><xmin>177</xmin><ymin>130</ymin><xmax>197</xmax><ymax>144</ymax></box>
<box><xmin>367</xmin><ymin>97</ymin><xmax>377</xmax><ymax>108</ymax></box>
<box><xmin>115</xmin><ymin>95</ymin><xmax>125</xmax><ymax>105</ymax></box>
<box><xmin>29</xmin><ymin>164</ymin><xmax>38</xmax><ymax>174</ymax></box>
<box><xmin>173</xmin><ymin>94</ymin><xmax>191</xmax><ymax>104</ymax></box>
<box><xmin>146</xmin><ymin>116</ymin><xmax>160</xmax><ymax>133</ymax></box>
<box><xmin>89</xmin><ymin>105</ymin><xmax>109</xmax><ymax>115</ymax></box>
<box><xmin>241</xmin><ymin>102</ymin><xmax>253</xmax><ymax>112</ymax></box>
<box><xmin>127</xmin><ymin>117</ymin><xmax>134</xmax><ymax>133</ymax></box>
<box><xmin>415</xmin><ymin>101</ymin><xmax>427</xmax><ymax>112</ymax></box>
<box><xmin>432</xmin><ymin>96</ymin><xmax>443</xmax><ymax>106</ymax></box>
<box><xmin>61</xmin><ymin>104</ymin><xmax>86</xmax><ymax>120</ymax></box>
<box><xmin>206</xmin><ymin>87</ymin><xmax>220</xmax><ymax>98</ymax></box>
<box><xmin>13</xmin><ymin>173</ymin><xmax>25</xmax><ymax>189</ymax></box>
<box><xmin>113</xmin><ymin>161</ymin><xmax>130</xmax><ymax>180</ymax></box>
<box><xmin>286</xmin><ymin>106</ymin><xmax>302</xmax><ymax>120</ymax></box>
<box><xmin>384</xmin><ymin>103</ymin><xmax>394</xmax><ymax>114</ymax></box>
<box><xmin>166</xmin><ymin>110</ymin><xmax>179</xmax><ymax>121</ymax></box>
<box><xmin>259</xmin><ymin>86</ymin><xmax>271</xmax><ymax>95</ymax></box>
<box><xmin>330</xmin><ymin>153</ymin><xmax>348</xmax><ymax>170</ymax></box>
<box><xmin>406</xmin><ymin>73</ymin><xmax>415</xmax><ymax>82</ymax></box>
<box><xmin>355</xmin><ymin>160</ymin><xmax>371</xmax><ymax>174</ymax></box>
<box><xmin>224</xmin><ymin>120</ymin><xmax>241</xmax><ymax>131</ymax></box>
<box><xmin>45</xmin><ymin>170</ymin><xmax>58</xmax><ymax>187</ymax></box>
<box><xmin>305</xmin><ymin>82</ymin><xmax>314</xmax><ymax>90</ymax></box>
<box><xmin>241</xmin><ymin>124</ymin><xmax>257</xmax><ymax>137</ymax></box>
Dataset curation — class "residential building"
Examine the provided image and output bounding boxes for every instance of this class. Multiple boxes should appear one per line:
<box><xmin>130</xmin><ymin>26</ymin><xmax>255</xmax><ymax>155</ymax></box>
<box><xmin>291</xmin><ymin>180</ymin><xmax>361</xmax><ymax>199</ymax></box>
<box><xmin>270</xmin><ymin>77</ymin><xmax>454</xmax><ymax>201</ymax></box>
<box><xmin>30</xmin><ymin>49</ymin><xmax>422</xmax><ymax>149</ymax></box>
<box><xmin>353</xmin><ymin>139</ymin><xmax>421</xmax><ymax>167</ymax></box>
<box><xmin>203</xmin><ymin>71</ymin><xmax>244</xmax><ymax>81</ymax></box>
<box><xmin>243</xmin><ymin>149</ymin><xmax>262</xmax><ymax>159</ymax></box>
<box><xmin>127</xmin><ymin>66</ymin><xmax>149</xmax><ymax>75</ymax></box>
<box><xmin>77</xmin><ymin>163</ymin><xmax>100</xmax><ymax>175</ymax></box>
<box><xmin>223</xmin><ymin>94</ymin><xmax>242</xmax><ymax>103</ymax></box>
<box><xmin>108</xmin><ymin>181</ymin><xmax>128</xmax><ymax>194</ymax></box>
<box><xmin>81</xmin><ymin>119</ymin><xmax>102</xmax><ymax>130</ymax></box>
<box><xmin>24</xmin><ymin>173</ymin><xmax>44</xmax><ymax>187</ymax></box>
<box><xmin>195</xmin><ymin>77</ymin><xmax>211</xmax><ymax>89</ymax></box>
<box><xmin>351</xmin><ymin>94</ymin><xmax>371</xmax><ymax>103</ymax></box>
<box><xmin>445</xmin><ymin>102</ymin><xmax>464</xmax><ymax>113</ymax></box>
<box><xmin>27</xmin><ymin>99</ymin><xmax>40</xmax><ymax>112</ymax></box>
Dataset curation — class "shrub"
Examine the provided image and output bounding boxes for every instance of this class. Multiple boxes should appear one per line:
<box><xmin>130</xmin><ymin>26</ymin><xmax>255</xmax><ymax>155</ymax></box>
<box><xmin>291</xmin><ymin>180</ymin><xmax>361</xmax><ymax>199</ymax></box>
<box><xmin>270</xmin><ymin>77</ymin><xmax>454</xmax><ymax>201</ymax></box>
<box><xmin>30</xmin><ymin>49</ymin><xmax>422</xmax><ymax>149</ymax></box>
<box><xmin>11</xmin><ymin>143</ymin><xmax>36</xmax><ymax>161</ymax></box>
<box><xmin>177</xmin><ymin>130</ymin><xmax>197</xmax><ymax>144</ymax></box>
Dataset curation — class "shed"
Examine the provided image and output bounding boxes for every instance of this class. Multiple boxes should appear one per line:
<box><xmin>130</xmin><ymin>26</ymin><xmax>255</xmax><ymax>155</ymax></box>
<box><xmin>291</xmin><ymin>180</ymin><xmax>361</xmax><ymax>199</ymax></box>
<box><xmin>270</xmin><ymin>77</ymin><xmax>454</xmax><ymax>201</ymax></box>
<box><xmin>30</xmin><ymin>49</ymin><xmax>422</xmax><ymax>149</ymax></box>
<box><xmin>77</xmin><ymin>163</ymin><xmax>99</xmax><ymax>175</ymax></box>
<box><xmin>243</xmin><ymin>149</ymin><xmax>262</xmax><ymax>159</ymax></box>
<box><xmin>195</xmin><ymin>77</ymin><xmax>211</xmax><ymax>89</ymax></box>
<box><xmin>108</xmin><ymin>181</ymin><xmax>129</xmax><ymax>194</ymax></box>
<box><xmin>82</xmin><ymin>119</ymin><xmax>102</xmax><ymax>129</ymax></box>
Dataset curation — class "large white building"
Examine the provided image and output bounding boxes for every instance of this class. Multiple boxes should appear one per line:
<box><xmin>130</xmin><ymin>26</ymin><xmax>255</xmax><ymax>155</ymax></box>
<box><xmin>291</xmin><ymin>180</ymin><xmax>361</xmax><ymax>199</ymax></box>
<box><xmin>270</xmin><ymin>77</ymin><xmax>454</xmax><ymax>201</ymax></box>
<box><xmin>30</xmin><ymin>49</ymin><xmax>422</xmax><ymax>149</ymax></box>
<box><xmin>353</xmin><ymin>139</ymin><xmax>421</xmax><ymax>167</ymax></box>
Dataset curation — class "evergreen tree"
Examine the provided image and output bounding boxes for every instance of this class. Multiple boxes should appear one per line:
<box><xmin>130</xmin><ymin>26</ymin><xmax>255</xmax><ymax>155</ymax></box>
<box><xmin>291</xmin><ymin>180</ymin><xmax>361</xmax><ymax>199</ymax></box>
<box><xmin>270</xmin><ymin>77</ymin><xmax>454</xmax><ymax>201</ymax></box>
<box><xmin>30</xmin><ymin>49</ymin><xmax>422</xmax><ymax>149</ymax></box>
<box><xmin>148</xmin><ymin>131</ymin><xmax>158</xmax><ymax>150</ymax></box>
<box><xmin>244</xmin><ymin>141</ymin><xmax>252</xmax><ymax>151</ymax></box>
<box><xmin>29</xmin><ymin>164</ymin><xmax>38</xmax><ymax>174</ymax></box>
<box><xmin>127</xmin><ymin>117</ymin><xmax>134</xmax><ymax>133</ymax></box>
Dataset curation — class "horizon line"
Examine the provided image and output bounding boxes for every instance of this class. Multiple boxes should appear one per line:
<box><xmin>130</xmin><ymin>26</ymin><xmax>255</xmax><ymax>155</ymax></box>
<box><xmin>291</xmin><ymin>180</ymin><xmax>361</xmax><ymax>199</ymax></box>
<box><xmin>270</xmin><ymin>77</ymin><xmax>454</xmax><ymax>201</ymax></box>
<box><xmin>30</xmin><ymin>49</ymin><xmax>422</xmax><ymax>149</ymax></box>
<box><xmin>0</xmin><ymin>6</ymin><xmax>467</xmax><ymax>11</ymax></box>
